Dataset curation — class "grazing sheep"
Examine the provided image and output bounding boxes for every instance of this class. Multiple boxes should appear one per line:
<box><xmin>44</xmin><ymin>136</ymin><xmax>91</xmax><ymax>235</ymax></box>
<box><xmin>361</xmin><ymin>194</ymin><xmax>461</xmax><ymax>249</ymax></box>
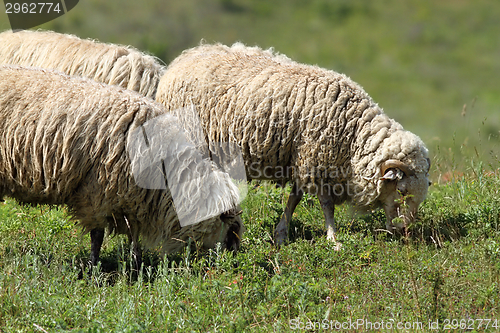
<box><xmin>0</xmin><ymin>29</ymin><xmax>169</xmax><ymax>259</ymax></box>
<box><xmin>0</xmin><ymin>65</ymin><xmax>244</xmax><ymax>267</ymax></box>
<box><xmin>155</xmin><ymin>43</ymin><xmax>431</xmax><ymax>247</ymax></box>
<box><xmin>0</xmin><ymin>30</ymin><xmax>247</xmax><ymax>261</ymax></box>
<box><xmin>0</xmin><ymin>30</ymin><xmax>165</xmax><ymax>98</ymax></box>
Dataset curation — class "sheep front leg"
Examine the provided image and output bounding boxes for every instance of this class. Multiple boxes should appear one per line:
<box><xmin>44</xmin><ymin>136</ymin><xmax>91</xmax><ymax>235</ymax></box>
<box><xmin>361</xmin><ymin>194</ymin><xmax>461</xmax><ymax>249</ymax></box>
<box><xmin>90</xmin><ymin>228</ymin><xmax>105</xmax><ymax>266</ymax></box>
<box><xmin>317</xmin><ymin>191</ymin><xmax>342</xmax><ymax>251</ymax></box>
<box><xmin>275</xmin><ymin>182</ymin><xmax>303</xmax><ymax>245</ymax></box>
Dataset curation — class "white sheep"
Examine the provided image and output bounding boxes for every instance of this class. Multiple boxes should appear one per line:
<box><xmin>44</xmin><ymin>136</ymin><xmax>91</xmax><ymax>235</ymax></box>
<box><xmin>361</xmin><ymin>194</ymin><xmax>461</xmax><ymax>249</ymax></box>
<box><xmin>0</xmin><ymin>29</ymin><xmax>170</xmax><ymax>261</ymax></box>
<box><xmin>0</xmin><ymin>30</ymin><xmax>165</xmax><ymax>98</ymax></box>
<box><xmin>155</xmin><ymin>43</ymin><xmax>431</xmax><ymax>247</ymax></box>
<box><xmin>0</xmin><ymin>65</ymin><xmax>244</xmax><ymax>267</ymax></box>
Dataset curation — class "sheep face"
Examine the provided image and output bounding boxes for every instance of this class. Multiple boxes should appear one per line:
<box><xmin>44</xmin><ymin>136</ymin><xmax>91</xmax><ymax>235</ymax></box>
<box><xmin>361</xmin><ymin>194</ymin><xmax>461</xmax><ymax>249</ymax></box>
<box><xmin>378</xmin><ymin>160</ymin><xmax>430</xmax><ymax>232</ymax></box>
<box><xmin>202</xmin><ymin>208</ymin><xmax>245</xmax><ymax>251</ymax></box>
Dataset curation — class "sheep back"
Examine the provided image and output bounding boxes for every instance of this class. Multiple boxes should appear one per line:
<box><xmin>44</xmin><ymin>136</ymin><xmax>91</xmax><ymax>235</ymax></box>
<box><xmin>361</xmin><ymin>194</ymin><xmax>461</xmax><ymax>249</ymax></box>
<box><xmin>0</xmin><ymin>30</ymin><xmax>165</xmax><ymax>98</ymax></box>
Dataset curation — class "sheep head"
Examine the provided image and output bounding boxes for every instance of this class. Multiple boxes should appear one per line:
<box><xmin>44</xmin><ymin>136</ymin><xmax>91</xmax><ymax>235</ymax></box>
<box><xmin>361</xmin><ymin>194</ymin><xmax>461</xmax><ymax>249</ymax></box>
<box><xmin>201</xmin><ymin>208</ymin><xmax>245</xmax><ymax>251</ymax></box>
<box><xmin>378</xmin><ymin>158</ymin><xmax>431</xmax><ymax>233</ymax></box>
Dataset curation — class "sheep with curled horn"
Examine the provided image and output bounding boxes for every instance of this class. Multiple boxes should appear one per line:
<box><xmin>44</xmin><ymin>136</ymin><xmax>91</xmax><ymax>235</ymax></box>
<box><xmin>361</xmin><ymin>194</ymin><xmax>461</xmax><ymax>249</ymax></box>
<box><xmin>0</xmin><ymin>65</ymin><xmax>244</xmax><ymax>269</ymax></box>
<box><xmin>155</xmin><ymin>42</ymin><xmax>431</xmax><ymax>247</ymax></box>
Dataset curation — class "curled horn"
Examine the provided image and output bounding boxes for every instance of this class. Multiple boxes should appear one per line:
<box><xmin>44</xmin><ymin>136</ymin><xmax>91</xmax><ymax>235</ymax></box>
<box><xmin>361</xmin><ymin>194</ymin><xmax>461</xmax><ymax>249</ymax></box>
<box><xmin>380</xmin><ymin>159</ymin><xmax>415</xmax><ymax>177</ymax></box>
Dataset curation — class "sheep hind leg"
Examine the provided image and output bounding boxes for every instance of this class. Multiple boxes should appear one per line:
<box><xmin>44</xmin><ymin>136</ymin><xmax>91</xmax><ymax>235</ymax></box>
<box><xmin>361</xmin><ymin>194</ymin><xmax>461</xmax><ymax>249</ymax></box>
<box><xmin>90</xmin><ymin>228</ymin><xmax>105</xmax><ymax>266</ymax></box>
<box><xmin>275</xmin><ymin>182</ymin><xmax>303</xmax><ymax>246</ymax></box>
<box><xmin>317</xmin><ymin>192</ymin><xmax>342</xmax><ymax>251</ymax></box>
<box><xmin>127</xmin><ymin>234</ymin><xmax>142</xmax><ymax>273</ymax></box>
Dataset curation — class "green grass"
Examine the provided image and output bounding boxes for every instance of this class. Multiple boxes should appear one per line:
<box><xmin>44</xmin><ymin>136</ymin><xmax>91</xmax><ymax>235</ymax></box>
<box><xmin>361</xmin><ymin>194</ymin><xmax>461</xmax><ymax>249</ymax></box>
<box><xmin>1</xmin><ymin>168</ymin><xmax>500</xmax><ymax>331</ymax></box>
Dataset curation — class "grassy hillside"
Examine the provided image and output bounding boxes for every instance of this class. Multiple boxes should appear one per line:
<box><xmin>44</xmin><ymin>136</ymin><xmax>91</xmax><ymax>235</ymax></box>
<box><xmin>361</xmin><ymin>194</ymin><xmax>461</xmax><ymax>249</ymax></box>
<box><xmin>1</xmin><ymin>171</ymin><xmax>499</xmax><ymax>331</ymax></box>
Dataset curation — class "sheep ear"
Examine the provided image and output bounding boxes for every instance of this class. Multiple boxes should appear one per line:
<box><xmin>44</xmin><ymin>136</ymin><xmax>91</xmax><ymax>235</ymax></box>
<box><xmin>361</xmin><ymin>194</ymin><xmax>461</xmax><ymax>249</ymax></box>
<box><xmin>224</xmin><ymin>221</ymin><xmax>242</xmax><ymax>251</ymax></box>
<box><xmin>381</xmin><ymin>168</ymin><xmax>404</xmax><ymax>181</ymax></box>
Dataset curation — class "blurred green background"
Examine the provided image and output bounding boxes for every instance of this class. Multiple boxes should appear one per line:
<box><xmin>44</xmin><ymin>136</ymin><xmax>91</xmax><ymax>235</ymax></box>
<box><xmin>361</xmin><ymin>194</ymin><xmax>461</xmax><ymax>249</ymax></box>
<box><xmin>1</xmin><ymin>0</ymin><xmax>499</xmax><ymax>172</ymax></box>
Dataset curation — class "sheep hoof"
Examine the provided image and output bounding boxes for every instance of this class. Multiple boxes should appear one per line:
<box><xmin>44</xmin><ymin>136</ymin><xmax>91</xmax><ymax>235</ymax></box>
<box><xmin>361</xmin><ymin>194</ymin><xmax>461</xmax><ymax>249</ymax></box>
<box><xmin>275</xmin><ymin>235</ymin><xmax>287</xmax><ymax>247</ymax></box>
<box><xmin>274</xmin><ymin>229</ymin><xmax>288</xmax><ymax>246</ymax></box>
<box><xmin>326</xmin><ymin>234</ymin><xmax>342</xmax><ymax>251</ymax></box>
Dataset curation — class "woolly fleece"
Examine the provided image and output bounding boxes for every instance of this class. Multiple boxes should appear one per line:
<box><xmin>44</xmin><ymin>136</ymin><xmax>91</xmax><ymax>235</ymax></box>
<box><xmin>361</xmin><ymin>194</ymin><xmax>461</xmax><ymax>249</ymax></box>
<box><xmin>0</xmin><ymin>30</ymin><xmax>165</xmax><ymax>98</ymax></box>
